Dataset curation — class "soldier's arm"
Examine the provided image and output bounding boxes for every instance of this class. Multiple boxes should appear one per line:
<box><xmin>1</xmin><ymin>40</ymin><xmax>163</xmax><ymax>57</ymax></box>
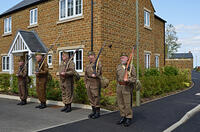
<box><xmin>22</xmin><ymin>66</ymin><xmax>28</xmax><ymax>77</ymax></box>
<box><xmin>65</xmin><ymin>62</ymin><xmax>75</xmax><ymax>76</ymax></box>
<box><xmin>95</xmin><ymin>61</ymin><xmax>102</xmax><ymax>78</ymax></box>
<box><xmin>128</xmin><ymin>65</ymin><xmax>136</xmax><ymax>84</ymax></box>
<box><xmin>84</xmin><ymin>66</ymin><xmax>89</xmax><ymax>83</ymax></box>
<box><xmin>38</xmin><ymin>63</ymin><xmax>48</xmax><ymax>75</ymax></box>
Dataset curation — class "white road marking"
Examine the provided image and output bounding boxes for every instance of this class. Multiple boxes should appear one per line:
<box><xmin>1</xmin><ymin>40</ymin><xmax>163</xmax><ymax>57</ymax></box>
<box><xmin>195</xmin><ymin>93</ymin><xmax>200</xmax><ymax>96</ymax></box>
<box><xmin>163</xmin><ymin>105</ymin><xmax>200</xmax><ymax>132</ymax></box>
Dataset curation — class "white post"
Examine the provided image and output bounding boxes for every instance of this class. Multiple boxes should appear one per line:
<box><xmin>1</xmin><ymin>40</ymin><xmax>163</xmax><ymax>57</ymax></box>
<box><xmin>9</xmin><ymin>54</ymin><xmax>14</xmax><ymax>74</ymax></box>
<box><xmin>28</xmin><ymin>52</ymin><xmax>32</xmax><ymax>76</ymax></box>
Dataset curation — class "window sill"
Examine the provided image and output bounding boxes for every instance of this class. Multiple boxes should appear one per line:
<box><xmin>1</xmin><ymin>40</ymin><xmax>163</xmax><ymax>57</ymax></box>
<box><xmin>57</xmin><ymin>15</ymin><xmax>84</xmax><ymax>25</ymax></box>
<box><xmin>0</xmin><ymin>71</ymin><xmax>9</xmax><ymax>74</ymax></box>
<box><xmin>144</xmin><ymin>26</ymin><xmax>152</xmax><ymax>31</ymax></box>
<box><xmin>2</xmin><ymin>32</ymin><xmax>12</xmax><ymax>37</ymax></box>
<box><xmin>28</xmin><ymin>24</ymin><xmax>38</xmax><ymax>29</ymax></box>
<box><xmin>48</xmin><ymin>65</ymin><xmax>53</xmax><ymax>69</ymax></box>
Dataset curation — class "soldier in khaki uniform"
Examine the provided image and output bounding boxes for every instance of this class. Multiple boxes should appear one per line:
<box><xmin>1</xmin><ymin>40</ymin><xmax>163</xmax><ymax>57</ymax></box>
<box><xmin>35</xmin><ymin>53</ymin><xmax>48</xmax><ymax>109</ymax></box>
<box><xmin>116</xmin><ymin>53</ymin><xmax>136</xmax><ymax>127</ymax></box>
<box><xmin>58</xmin><ymin>51</ymin><xmax>75</xmax><ymax>113</ymax></box>
<box><xmin>85</xmin><ymin>51</ymin><xmax>102</xmax><ymax>119</ymax></box>
<box><xmin>16</xmin><ymin>56</ymin><xmax>28</xmax><ymax>105</ymax></box>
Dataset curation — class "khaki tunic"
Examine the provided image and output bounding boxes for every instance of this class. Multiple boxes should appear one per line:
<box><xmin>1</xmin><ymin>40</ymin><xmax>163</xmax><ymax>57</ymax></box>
<box><xmin>58</xmin><ymin>60</ymin><xmax>75</xmax><ymax>104</ymax></box>
<box><xmin>17</xmin><ymin>66</ymin><xmax>28</xmax><ymax>100</ymax></box>
<box><xmin>116</xmin><ymin>64</ymin><xmax>136</xmax><ymax>118</ymax></box>
<box><xmin>85</xmin><ymin>61</ymin><xmax>102</xmax><ymax>107</ymax></box>
<box><xmin>36</xmin><ymin>62</ymin><xmax>48</xmax><ymax>103</ymax></box>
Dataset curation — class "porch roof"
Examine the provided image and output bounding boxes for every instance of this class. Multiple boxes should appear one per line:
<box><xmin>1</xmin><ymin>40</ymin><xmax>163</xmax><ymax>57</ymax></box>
<box><xmin>19</xmin><ymin>30</ymin><xmax>47</xmax><ymax>53</ymax></box>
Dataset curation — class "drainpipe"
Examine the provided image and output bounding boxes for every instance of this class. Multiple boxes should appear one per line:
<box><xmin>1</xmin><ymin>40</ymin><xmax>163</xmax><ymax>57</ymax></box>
<box><xmin>91</xmin><ymin>0</ymin><xmax>94</xmax><ymax>51</ymax></box>
<box><xmin>164</xmin><ymin>23</ymin><xmax>166</xmax><ymax>65</ymax></box>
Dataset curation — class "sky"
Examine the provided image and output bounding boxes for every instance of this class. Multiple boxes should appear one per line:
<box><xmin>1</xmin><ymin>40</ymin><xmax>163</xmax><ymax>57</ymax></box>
<box><xmin>0</xmin><ymin>0</ymin><xmax>200</xmax><ymax>67</ymax></box>
<box><xmin>152</xmin><ymin>0</ymin><xmax>200</xmax><ymax>67</ymax></box>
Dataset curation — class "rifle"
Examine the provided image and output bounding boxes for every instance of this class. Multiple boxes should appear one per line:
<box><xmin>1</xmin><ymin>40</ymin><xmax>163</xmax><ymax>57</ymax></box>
<box><xmin>62</xmin><ymin>48</ymin><xmax>80</xmax><ymax>81</ymax></box>
<box><xmin>92</xmin><ymin>42</ymin><xmax>106</xmax><ymax>75</ymax></box>
<box><xmin>124</xmin><ymin>45</ymin><xmax>136</xmax><ymax>81</ymax></box>
<box><xmin>36</xmin><ymin>45</ymin><xmax>54</xmax><ymax>72</ymax></box>
<box><xmin>18</xmin><ymin>55</ymin><xmax>33</xmax><ymax>74</ymax></box>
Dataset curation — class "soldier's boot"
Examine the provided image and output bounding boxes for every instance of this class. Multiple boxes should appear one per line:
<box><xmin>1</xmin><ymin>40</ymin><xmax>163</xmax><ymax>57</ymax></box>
<box><xmin>65</xmin><ymin>104</ymin><xmax>72</xmax><ymax>113</ymax></box>
<box><xmin>39</xmin><ymin>102</ymin><xmax>47</xmax><ymax>109</ymax></box>
<box><xmin>88</xmin><ymin>106</ymin><xmax>96</xmax><ymax>118</ymax></box>
<box><xmin>123</xmin><ymin>118</ymin><xmax>132</xmax><ymax>127</ymax></box>
<box><xmin>91</xmin><ymin>107</ymin><xmax>100</xmax><ymax>119</ymax></box>
<box><xmin>35</xmin><ymin>103</ymin><xmax>42</xmax><ymax>108</ymax></box>
<box><xmin>116</xmin><ymin>117</ymin><xmax>126</xmax><ymax>125</ymax></box>
<box><xmin>17</xmin><ymin>100</ymin><xmax>23</xmax><ymax>105</ymax></box>
<box><xmin>21</xmin><ymin>100</ymin><xmax>27</xmax><ymax>105</ymax></box>
<box><xmin>61</xmin><ymin>104</ymin><xmax>68</xmax><ymax>112</ymax></box>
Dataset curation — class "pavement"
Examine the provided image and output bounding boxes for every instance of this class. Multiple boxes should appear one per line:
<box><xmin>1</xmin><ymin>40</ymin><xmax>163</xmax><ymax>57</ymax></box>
<box><xmin>0</xmin><ymin>98</ymin><xmax>108</xmax><ymax>132</ymax></box>
<box><xmin>1</xmin><ymin>71</ymin><xmax>200</xmax><ymax>132</ymax></box>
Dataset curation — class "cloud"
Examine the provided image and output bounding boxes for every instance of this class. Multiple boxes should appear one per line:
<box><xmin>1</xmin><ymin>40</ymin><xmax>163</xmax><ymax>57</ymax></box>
<box><xmin>174</xmin><ymin>24</ymin><xmax>200</xmax><ymax>53</ymax></box>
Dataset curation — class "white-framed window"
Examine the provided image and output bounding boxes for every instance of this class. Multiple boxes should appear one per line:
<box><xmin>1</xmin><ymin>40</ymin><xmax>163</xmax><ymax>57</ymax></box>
<box><xmin>59</xmin><ymin>0</ymin><xmax>83</xmax><ymax>20</ymax></box>
<box><xmin>30</xmin><ymin>8</ymin><xmax>38</xmax><ymax>25</ymax></box>
<box><xmin>59</xmin><ymin>49</ymin><xmax>83</xmax><ymax>72</ymax></box>
<box><xmin>144</xmin><ymin>10</ymin><xmax>150</xmax><ymax>27</ymax></box>
<box><xmin>47</xmin><ymin>54</ymin><xmax>53</xmax><ymax>66</ymax></box>
<box><xmin>4</xmin><ymin>17</ymin><xmax>12</xmax><ymax>34</ymax></box>
<box><xmin>155</xmin><ymin>56</ymin><xmax>159</xmax><ymax>68</ymax></box>
<box><xmin>145</xmin><ymin>53</ymin><xmax>150</xmax><ymax>69</ymax></box>
<box><xmin>2</xmin><ymin>56</ymin><xmax>10</xmax><ymax>71</ymax></box>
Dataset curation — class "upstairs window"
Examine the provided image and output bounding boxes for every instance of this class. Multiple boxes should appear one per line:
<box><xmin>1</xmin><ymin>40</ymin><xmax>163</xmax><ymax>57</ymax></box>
<box><xmin>4</xmin><ymin>17</ymin><xmax>12</xmax><ymax>34</ymax></box>
<box><xmin>59</xmin><ymin>0</ymin><xmax>83</xmax><ymax>20</ymax></box>
<box><xmin>30</xmin><ymin>8</ymin><xmax>38</xmax><ymax>25</ymax></box>
<box><xmin>144</xmin><ymin>10</ymin><xmax>150</xmax><ymax>27</ymax></box>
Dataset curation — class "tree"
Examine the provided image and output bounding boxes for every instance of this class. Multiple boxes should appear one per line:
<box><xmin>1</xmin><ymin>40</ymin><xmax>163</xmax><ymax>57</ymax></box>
<box><xmin>165</xmin><ymin>24</ymin><xmax>181</xmax><ymax>58</ymax></box>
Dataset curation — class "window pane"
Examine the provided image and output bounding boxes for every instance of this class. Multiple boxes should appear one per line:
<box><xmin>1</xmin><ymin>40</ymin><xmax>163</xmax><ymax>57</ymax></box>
<box><xmin>68</xmin><ymin>0</ymin><xmax>73</xmax><ymax>16</ymax></box>
<box><xmin>2</xmin><ymin>57</ymin><xmax>5</xmax><ymax>70</ymax></box>
<box><xmin>6</xmin><ymin>57</ymin><xmax>9</xmax><ymax>70</ymax></box>
<box><xmin>60</xmin><ymin>0</ymin><xmax>66</xmax><ymax>18</ymax></box>
<box><xmin>9</xmin><ymin>17</ymin><xmax>11</xmax><ymax>32</ymax></box>
<box><xmin>34</xmin><ymin>9</ymin><xmax>37</xmax><ymax>23</ymax></box>
<box><xmin>76</xmin><ymin>0</ymin><xmax>82</xmax><ymax>15</ymax></box>
<box><xmin>144</xmin><ymin>11</ymin><xmax>146</xmax><ymax>26</ymax></box>
<box><xmin>30</xmin><ymin>10</ymin><xmax>33</xmax><ymax>24</ymax></box>
<box><xmin>4</xmin><ymin>18</ymin><xmax>7</xmax><ymax>33</ymax></box>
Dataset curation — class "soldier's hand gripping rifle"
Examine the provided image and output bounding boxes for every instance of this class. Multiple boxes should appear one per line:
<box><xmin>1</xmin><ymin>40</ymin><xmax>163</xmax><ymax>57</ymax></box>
<box><xmin>36</xmin><ymin>45</ymin><xmax>54</xmax><ymax>72</ymax></box>
<box><xmin>17</xmin><ymin>55</ymin><xmax>33</xmax><ymax>75</ymax></box>
<box><xmin>62</xmin><ymin>48</ymin><xmax>81</xmax><ymax>81</ymax></box>
<box><xmin>124</xmin><ymin>45</ymin><xmax>136</xmax><ymax>81</ymax></box>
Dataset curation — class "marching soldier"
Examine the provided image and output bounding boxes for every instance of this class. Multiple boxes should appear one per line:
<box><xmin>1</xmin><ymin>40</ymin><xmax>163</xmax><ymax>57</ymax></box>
<box><xmin>16</xmin><ymin>56</ymin><xmax>28</xmax><ymax>105</ymax></box>
<box><xmin>35</xmin><ymin>53</ymin><xmax>48</xmax><ymax>109</ymax></box>
<box><xmin>58</xmin><ymin>51</ymin><xmax>75</xmax><ymax>113</ymax></box>
<box><xmin>116</xmin><ymin>53</ymin><xmax>136</xmax><ymax>127</ymax></box>
<box><xmin>85</xmin><ymin>51</ymin><xmax>102</xmax><ymax>119</ymax></box>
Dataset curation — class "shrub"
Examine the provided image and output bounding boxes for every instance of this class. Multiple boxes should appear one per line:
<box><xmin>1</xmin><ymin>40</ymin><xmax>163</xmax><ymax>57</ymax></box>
<box><xmin>163</xmin><ymin>66</ymin><xmax>179</xmax><ymax>76</ymax></box>
<box><xmin>74</xmin><ymin>78</ymin><xmax>88</xmax><ymax>104</ymax></box>
<box><xmin>144</xmin><ymin>68</ymin><xmax>160</xmax><ymax>77</ymax></box>
<box><xmin>0</xmin><ymin>74</ymin><xmax>11</xmax><ymax>93</ymax></box>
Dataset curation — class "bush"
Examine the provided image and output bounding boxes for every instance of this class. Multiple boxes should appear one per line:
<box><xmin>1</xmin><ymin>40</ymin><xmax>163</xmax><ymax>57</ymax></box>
<box><xmin>144</xmin><ymin>68</ymin><xmax>160</xmax><ymax>77</ymax></box>
<box><xmin>163</xmin><ymin>66</ymin><xmax>179</xmax><ymax>76</ymax></box>
<box><xmin>0</xmin><ymin>74</ymin><xmax>11</xmax><ymax>93</ymax></box>
<box><xmin>74</xmin><ymin>79</ymin><xmax>88</xmax><ymax>104</ymax></box>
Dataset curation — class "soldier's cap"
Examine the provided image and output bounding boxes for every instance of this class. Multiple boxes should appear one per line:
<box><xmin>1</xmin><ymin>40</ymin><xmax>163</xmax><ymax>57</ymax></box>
<box><xmin>19</xmin><ymin>56</ymin><xmax>25</xmax><ymax>62</ymax></box>
<box><xmin>88</xmin><ymin>51</ymin><xmax>95</xmax><ymax>56</ymax></box>
<box><xmin>62</xmin><ymin>50</ymin><xmax>70</xmax><ymax>56</ymax></box>
<box><xmin>120</xmin><ymin>52</ymin><xmax>128</xmax><ymax>57</ymax></box>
